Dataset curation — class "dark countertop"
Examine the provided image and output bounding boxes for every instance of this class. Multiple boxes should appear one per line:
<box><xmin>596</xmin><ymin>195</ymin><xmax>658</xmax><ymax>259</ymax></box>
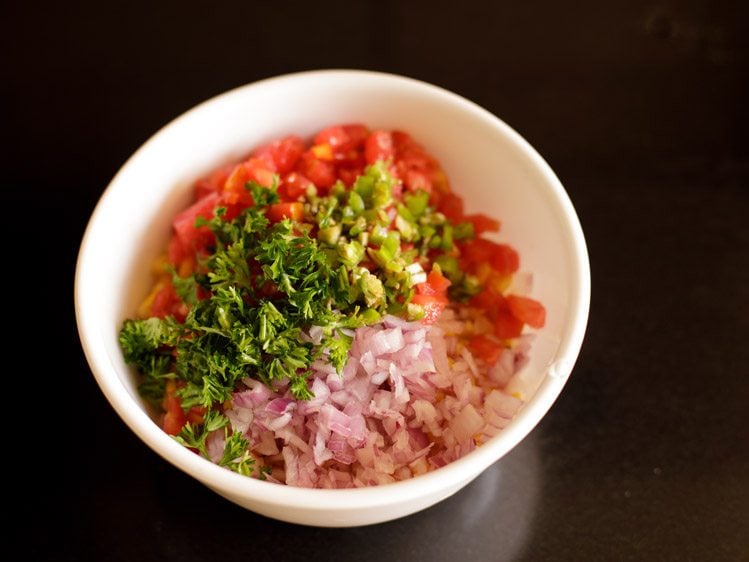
<box><xmin>4</xmin><ymin>1</ymin><xmax>748</xmax><ymax>560</ymax></box>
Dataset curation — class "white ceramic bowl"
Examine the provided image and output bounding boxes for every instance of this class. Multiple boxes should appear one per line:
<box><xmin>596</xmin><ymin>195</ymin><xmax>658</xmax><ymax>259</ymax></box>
<box><xmin>75</xmin><ymin>69</ymin><xmax>590</xmax><ymax>527</ymax></box>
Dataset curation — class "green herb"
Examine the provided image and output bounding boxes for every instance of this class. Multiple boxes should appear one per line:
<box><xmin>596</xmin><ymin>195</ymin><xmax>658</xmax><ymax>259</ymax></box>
<box><xmin>173</xmin><ymin>411</ymin><xmax>256</xmax><ymax>475</ymax></box>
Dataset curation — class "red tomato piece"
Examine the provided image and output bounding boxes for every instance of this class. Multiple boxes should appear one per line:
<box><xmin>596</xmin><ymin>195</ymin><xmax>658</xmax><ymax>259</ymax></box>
<box><xmin>337</xmin><ymin>167</ymin><xmax>364</xmax><ymax>186</ymax></box>
<box><xmin>270</xmin><ymin>135</ymin><xmax>304</xmax><ymax>174</ymax></box>
<box><xmin>461</xmin><ymin>239</ymin><xmax>519</xmax><ymax>277</ymax></box>
<box><xmin>167</xmin><ymin>234</ymin><xmax>188</xmax><ymax>266</ymax></box>
<box><xmin>162</xmin><ymin>382</ymin><xmax>187</xmax><ymax>436</ymax></box>
<box><xmin>298</xmin><ymin>152</ymin><xmax>337</xmax><ymax>190</ymax></box>
<box><xmin>464</xmin><ymin>213</ymin><xmax>500</xmax><ymax>235</ymax></box>
<box><xmin>411</xmin><ymin>293</ymin><xmax>449</xmax><ymax>324</ymax></box>
<box><xmin>172</xmin><ymin>191</ymin><xmax>220</xmax><ymax>254</ymax></box>
<box><xmin>244</xmin><ymin>157</ymin><xmax>276</xmax><ymax>187</ymax></box>
<box><xmin>494</xmin><ymin>310</ymin><xmax>525</xmax><ymax>339</ymax></box>
<box><xmin>416</xmin><ymin>268</ymin><xmax>452</xmax><ymax>296</ymax></box>
<box><xmin>279</xmin><ymin>171</ymin><xmax>313</xmax><ymax>200</ymax></box>
<box><xmin>468</xmin><ymin>335</ymin><xmax>503</xmax><ymax>365</ymax></box>
<box><xmin>404</xmin><ymin>169</ymin><xmax>432</xmax><ymax>193</ymax></box>
<box><xmin>392</xmin><ymin>130</ymin><xmax>415</xmax><ymax>152</ymax></box>
<box><xmin>186</xmin><ymin>405</ymin><xmax>207</xmax><ymax>425</ymax></box>
<box><xmin>364</xmin><ymin>130</ymin><xmax>395</xmax><ymax>164</ymax></box>
<box><xmin>506</xmin><ymin>294</ymin><xmax>546</xmax><ymax>328</ymax></box>
<box><xmin>267</xmin><ymin>202</ymin><xmax>304</xmax><ymax>222</ymax></box>
<box><xmin>489</xmin><ymin>243</ymin><xmax>520</xmax><ymax>276</ymax></box>
<box><xmin>398</xmin><ymin>147</ymin><xmax>433</xmax><ymax>171</ymax></box>
<box><xmin>470</xmin><ymin>287</ymin><xmax>500</xmax><ymax>315</ymax></box>
<box><xmin>194</xmin><ymin>163</ymin><xmax>234</xmax><ymax>200</ymax></box>
<box><xmin>437</xmin><ymin>192</ymin><xmax>465</xmax><ymax>222</ymax></box>
<box><xmin>150</xmin><ymin>281</ymin><xmax>187</xmax><ymax>322</ymax></box>
<box><xmin>315</xmin><ymin>123</ymin><xmax>369</xmax><ymax>152</ymax></box>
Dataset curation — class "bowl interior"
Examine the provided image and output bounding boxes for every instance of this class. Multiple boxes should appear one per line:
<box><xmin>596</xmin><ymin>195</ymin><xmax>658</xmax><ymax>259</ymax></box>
<box><xmin>75</xmin><ymin>70</ymin><xmax>589</xmax><ymax>523</ymax></box>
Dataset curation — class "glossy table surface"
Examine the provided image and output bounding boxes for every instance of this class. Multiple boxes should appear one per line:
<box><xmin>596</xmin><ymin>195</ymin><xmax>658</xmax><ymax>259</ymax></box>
<box><xmin>4</xmin><ymin>1</ymin><xmax>747</xmax><ymax>560</ymax></box>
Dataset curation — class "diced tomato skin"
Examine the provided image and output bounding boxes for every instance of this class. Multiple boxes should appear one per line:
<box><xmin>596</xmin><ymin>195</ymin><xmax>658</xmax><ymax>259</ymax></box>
<box><xmin>161</xmin><ymin>381</ymin><xmax>187</xmax><ymax>435</ymax></box>
<box><xmin>150</xmin><ymin>282</ymin><xmax>176</xmax><ymax>318</ymax></box>
<box><xmin>298</xmin><ymin>152</ymin><xmax>337</xmax><ymax>190</ymax></box>
<box><xmin>338</xmin><ymin>167</ymin><xmax>362</xmax><ymax>186</ymax></box>
<box><xmin>333</xmin><ymin>149</ymin><xmax>365</xmax><ymax>169</ymax></box>
<box><xmin>494</xmin><ymin>311</ymin><xmax>525</xmax><ymax>339</ymax></box>
<box><xmin>315</xmin><ymin>124</ymin><xmax>369</xmax><ymax>152</ymax></box>
<box><xmin>269</xmin><ymin>135</ymin><xmax>304</xmax><ymax>174</ymax></box>
<box><xmin>194</xmin><ymin>163</ymin><xmax>234</xmax><ymax>200</ymax></box>
<box><xmin>392</xmin><ymin>130</ymin><xmax>414</xmax><ymax>151</ymax></box>
<box><xmin>150</xmin><ymin>281</ymin><xmax>187</xmax><ymax>322</ymax></box>
<box><xmin>314</xmin><ymin>125</ymin><xmax>347</xmax><ymax>148</ymax></box>
<box><xmin>464</xmin><ymin>213</ymin><xmax>500</xmax><ymax>235</ymax></box>
<box><xmin>244</xmin><ymin>158</ymin><xmax>276</xmax><ymax>187</ymax></box>
<box><xmin>364</xmin><ymin>130</ymin><xmax>395</xmax><ymax>164</ymax></box>
<box><xmin>507</xmin><ymin>295</ymin><xmax>546</xmax><ymax>328</ymax></box>
<box><xmin>279</xmin><ymin>172</ymin><xmax>312</xmax><ymax>200</ymax></box>
<box><xmin>470</xmin><ymin>287</ymin><xmax>499</xmax><ymax>314</ymax></box>
<box><xmin>172</xmin><ymin>191</ymin><xmax>221</xmax><ymax>255</ymax></box>
<box><xmin>404</xmin><ymin>169</ymin><xmax>432</xmax><ymax>193</ymax></box>
<box><xmin>411</xmin><ymin>293</ymin><xmax>449</xmax><ymax>324</ymax></box>
<box><xmin>468</xmin><ymin>335</ymin><xmax>503</xmax><ymax>365</ymax></box>
<box><xmin>167</xmin><ymin>235</ymin><xmax>187</xmax><ymax>266</ymax></box>
<box><xmin>186</xmin><ymin>405</ymin><xmax>207</xmax><ymax>425</ymax></box>
<box><xmin>427</xmin><ymin>269</ymin><xmax>452</xmax><ymax>293</ymax></box>
<box><xmin>460</xmin><ymin>239</ymin><xmax>519</xmax><ymax>277</ymax></box>
<box><xmin>489</xmin><ymin>244</ymin><xmax>520</xmax><ymax>276</ymax></box>
<box><xmin>341</xmin><ymin>124</ymin><xmax>369</xmax><ymax>149</ymax></box>
<box><xmin>437</xmin><ymin>192</ymin><xmax>465</xmax><ymax>222</ymax></box>
<box><xmin>267</xmin><ymin>202</ymin><xmax>304</xmax><ymax>223</ymax></box>
<box><xmin>223</xmin><ymin>166</ymin><xmax>253</xmax><ymax>207</ymax></box>
<box><xmin>415</xmin><ymin>268</ymin><xmax>452</xmax><ymax>297</ymax></box>
<box><xmin>399</xmin><ymin>148</ymin><xmax>433</xmax><ymax>171</ymax></box>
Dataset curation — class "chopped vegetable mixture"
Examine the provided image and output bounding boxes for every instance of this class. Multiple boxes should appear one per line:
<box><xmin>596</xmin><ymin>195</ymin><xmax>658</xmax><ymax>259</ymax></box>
<box><xmin>119</xmin><ymin>124</ymin><xmax>545</xmax><ymax>486</ymax></box>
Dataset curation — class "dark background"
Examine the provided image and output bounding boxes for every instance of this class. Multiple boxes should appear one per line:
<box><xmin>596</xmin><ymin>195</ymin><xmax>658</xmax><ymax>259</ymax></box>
<box><xmin>4</xmin><ymin>1</ymin><xmax>748</xmax><ymax>560</ymax></box>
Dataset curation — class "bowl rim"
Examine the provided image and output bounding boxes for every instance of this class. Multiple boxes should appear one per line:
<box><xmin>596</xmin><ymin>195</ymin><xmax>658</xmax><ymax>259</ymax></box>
<box><xmin>75</xmin><ymin>68</ymin><xmax>590</xmax><ymax>510</ymax></box>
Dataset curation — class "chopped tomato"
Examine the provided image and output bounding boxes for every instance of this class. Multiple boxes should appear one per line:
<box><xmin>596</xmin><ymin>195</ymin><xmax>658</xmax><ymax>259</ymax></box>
<box><xmin>437</xmin><ymin>192</ymin><xmax>465</xmax><ymax>222</ymax></box>
<box><xmin>267</xmin><ymin>202</ymin><xmax>304</xmax><ymax>222</ymax></box>
<box><xmin>299</xmin><ymin>152</ymin><xmax>337</xmax><ymax>190</ymax></box>
<box><xmin>460</xmin><ymin>239</ymin><xmax>519</xmax><ymax>276</ymax></box>
<box><xmin>267</xmin><ymin>135</ymin><xmax>304</xmax><ymax>174</ymax></box>
<box><xmin>186</xmin><ymin>405</ymin><xmax>207</xmax><ymax>425</ymax></box>
<box><xmin>411</xmin><ymin>293</ymin><xmax>449</xmax><ymax>324</ymax></box>
<box><xmin>488</xmin><ymin>243</ymin><xmax>520</xmax><ymax>276</ymax></box>
<box><xmin>468</xmin><ymin>335</ymin><xmax>504</xmax><ymax>365</ymax></box>
<box><xmin>464</xmin><ymin>213</ymin><xmax>500</xmax><ymax>235</ymax></box>
<box><xmin>507</xmin><ymin>295</ymin><xmax>546</xmax><ymax>328</ymax></box>
<box><xmin>398</xmin><ymin>147</ymin><xmax>433</xmax><ymax>171</ymax></box>
<box><xmin>246</xmin><ymin>157</ymin><xmax>276</xmax><ymax>187</ymax></box>
<box><xmin>470</xmin><ymin>287</ymin><xmax>500</xmax><ymax>314</ymax></box>
<box><xmin>194</xmin><ymin>163</ymin><xmax>234</xmax><ymax>200</ymax></box>
<box><xmin>417</xmin><ymin>268</ymin><xmax>452</xmax><ymax>296</ymax></box>
<box><xmin>338</xmin><ymin>166</ymin><xmax>364</xmax><ymax>186</ymax></box>
<box><xmin>494</xmin><ymin>309</ymin><xmax>525</xmax><ymax>339</ymax></box>
<box><xmin>364</xmin><ymin>130</ymin><xmax>395</xmax><ymax>163</ymax></box>
<box><xmin>162</xmin><ymin>381</ymin><xmax>187</xmax><ymax>435</ymax></box>
<box><xmin>279</xmin><ymin>171</ymin><xmax>313</xmax><ymax>200</ymax></box>
<box><xmin>315</xmin><ymin>123</ymin><xmax>369</xmax><ymax>152</ymax></box>
<box><xmin>404</xmin><ymin>169</ymin><xmax>432</xmax><ymax>193</ymax></box>
<box><xmin>172</xmin><ymin>191</ymin><xmax>220</xmax><ymax>254</ymax></box>
<box><xmin>167</xmin><ymin>234</ymin><xmax>187</xmax><ymax>266</ymax></box>
<box><xmin>477</xmin><ymin>293</ymin><xmax>524</xmax><ymax>339</ymax></box>
<box><xmin>150</xmin><ymin>280</ymin><xmax>186</xmax><ymax>321</ymax></box>
<box><xmin>392</xmin><ymin>130</ymin><xmax>415</xmax><ymax>152</ymax></box>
